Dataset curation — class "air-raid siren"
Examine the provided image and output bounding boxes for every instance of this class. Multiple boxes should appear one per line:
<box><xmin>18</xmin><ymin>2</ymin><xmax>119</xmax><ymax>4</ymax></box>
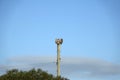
<box><xmin>55</xmin><ymin>39</ymin><xmax>63</xmax><ymax>45</ymax></box>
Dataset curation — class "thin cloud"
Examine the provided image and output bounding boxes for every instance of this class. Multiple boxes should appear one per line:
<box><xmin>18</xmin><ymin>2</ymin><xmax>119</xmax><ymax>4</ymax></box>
<box><xmin>61</xmin><ymin>57</ymin><xmax>120</xmax><ymax>77</ymax></box>
<box><xmin>1</xmin><ymin>56</ymin><xmax>120</xmax><ymax>78</ymax></box>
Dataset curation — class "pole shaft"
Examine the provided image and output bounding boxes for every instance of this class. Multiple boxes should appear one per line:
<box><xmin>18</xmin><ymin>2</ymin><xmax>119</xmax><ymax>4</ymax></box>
<box><xmin>57</xmin><ymin>44</ymin><xmax>60</xmax><ymax>77</ymax></box>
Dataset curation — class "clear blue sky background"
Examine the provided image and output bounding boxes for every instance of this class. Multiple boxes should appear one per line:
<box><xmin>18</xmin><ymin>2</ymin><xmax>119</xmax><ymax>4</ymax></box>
<box><xmin>0</xmin><ymin>0</ymin><xmax>120</xmax><ymax>80</ymax></box>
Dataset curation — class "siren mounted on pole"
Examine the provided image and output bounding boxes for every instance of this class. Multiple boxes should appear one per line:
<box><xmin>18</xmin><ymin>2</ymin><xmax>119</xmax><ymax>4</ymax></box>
<box><xmin>55</xmin><ymin>38</ymin><xmax>63</xmax><ymax>77</ymax></box>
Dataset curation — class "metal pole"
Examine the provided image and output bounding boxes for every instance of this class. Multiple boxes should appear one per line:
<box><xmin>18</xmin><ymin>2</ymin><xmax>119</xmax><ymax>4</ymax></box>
<box><xmin>55</xmin><ymin>38</ymin><xmax>63</xmax><ymax>77</ymax></box>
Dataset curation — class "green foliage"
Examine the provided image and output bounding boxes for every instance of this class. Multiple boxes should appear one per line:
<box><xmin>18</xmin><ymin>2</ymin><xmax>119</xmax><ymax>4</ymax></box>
<box><xmin>0</xmin><ymin>68</ymin><xmax>69</xmax><ymax>80</ymax></box>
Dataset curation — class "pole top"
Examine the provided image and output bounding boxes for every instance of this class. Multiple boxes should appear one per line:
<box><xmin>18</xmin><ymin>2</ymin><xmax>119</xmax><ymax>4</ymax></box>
<box><xmin>55</xmin><ymin>38</ymin><xmax>63</xmax><ymax>45</ymax></box>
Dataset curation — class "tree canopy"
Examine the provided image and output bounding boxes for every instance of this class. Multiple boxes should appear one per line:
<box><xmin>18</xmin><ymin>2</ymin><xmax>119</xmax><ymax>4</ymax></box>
<box><xmin>0</xmin><ymin>68</ymin><xmax>69</xmax><ymax>80</ymax></box>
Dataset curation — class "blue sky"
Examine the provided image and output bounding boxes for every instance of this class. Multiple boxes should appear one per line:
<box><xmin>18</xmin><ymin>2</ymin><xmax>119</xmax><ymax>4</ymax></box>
<box><xmin>0</xmin><ymin>0</ymin><xmax>120</xmax><ymax>80</ymax></box>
